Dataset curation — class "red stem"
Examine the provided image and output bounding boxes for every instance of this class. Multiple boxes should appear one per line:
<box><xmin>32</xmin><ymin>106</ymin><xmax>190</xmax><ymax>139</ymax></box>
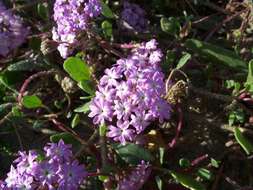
<box><xmin>168</xmin><ymin>106</ymin><xmax>183</xmax><ymax>148</ymax></box>
<box><xmin>191</xmin><ymin>154</ymin><xmax>209</xmax><ymax>167</ymax></box>
<box><xmin>18</xmin><ymin>70</ymin><xmax>57</xmax><ymax>104</ymax></box>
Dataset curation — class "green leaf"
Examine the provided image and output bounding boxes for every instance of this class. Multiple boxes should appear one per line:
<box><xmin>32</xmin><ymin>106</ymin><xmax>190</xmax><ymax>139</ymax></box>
<box><xmin>12</xmin><ymin>106</ymin><xmax>23</xmax><ymax>117</ymax></box>
<box><xmin>159</xmin><ymin>147</ymin><xmax>165</xmax><ymax>165</ymax></box>
<box><xmin>32</xmin><ymin>120</ymin><xmax>45</xmax><ymax>129</ymax></box>
<box><xmin>179</xmin><ymin>158</ymin><xmax>191</xmax><ymax>168</ymax></box>
<box><xmin>50</xmin><ymin>132</ymin><xmax>80</xmax><ymax>145</ymax></box>
<box><xmin>160</xmin><ymin>17</ymin><xmax>180</xmax><ymax>36</ymax></box>
<box><xmin>7</xmin><ymin>59</ymin><xmax>45</xmax><ymax>72</ymax></box>
<box><xmin>225</xmin><ymin>80</ymin><xmax>236</xmax><ymax>89</ymax></box>
<box><xmin>210</xmin><ymin>158</ymin><xmax>220</xmax><ymax>168</ymax></box>
<box><xmin>99</xmin><ymin>124</ymin><xmax>107</xmax><ymax>137</ymax></box>
<box><xmin>63</xmin><ymin>57</ymin><xmax>91</xmax><ymax>82</ymax></box>
<box><xmin>74</xmin><ymin>101</ymin><xmax>91</xmax><ymax>113</ymax></box>
<box><xmin>170</xmin><ymin>171</ymin><xmax>206</xmax><ymax>190</ymax></box>
<box><xmin>0</xmin><ymin>72</ymin><xmax>22</xmax><ymax>94</ymax></box>
<box><xmin>100</xmin><ymin>0</ymin><xmax>115</xmax><ymax>19</ymax></box>
<box><xmin>162</xmin><ymin>50</ymin><xmax>176</xmax><ymax>74</ymax></box>
<box><xmin>78</xmin><ymin>80</ymin><xmax>95</xmax><ymax>95</ymax></box>
<box><xmin>22</xmin><ymin>95</ymin><xmax>43</xmax><ymax>109</ymax></box>
<box><xmin>246</xmin><ymin>60</ymin><xmax>253</xmax><ymax>85</ymax></box>
<box><xmin>98</xmin><ymin>175</ymin><xmax>109</xmax><ymax>182</ymax></box>
<box><xmin>155</xmin><ymin>176</ymin><xmax>163</xmax><ymax>190</ymax></box>
<box><xmin>102</xmin><ymin>20</ymin><xmax>113</xmax><ymax>38</ymax></box>
<box><xmin>37</xmin><ymin>3</ymin><xmax>49</xmax><ymax>20</ymax></box>
<box><xmin>197</xmin><ymin>168</ymin><xmax>213</xmax><ymax>181</ymax></box>
<box><xmin>71</xmin><ymin>114</ymin><xmax>80</xmax><ymax>128</ymax></box>
<box><xmin>185</xmin><ymin>39</ymin><xmax>247</xmax><ymax>70</ymax></box>
<box><xmin>113</xmin><ymin>143</ymin><xmax>154</xmax><ymax>165</ymax></box>
<box><xmin>177</xmin><ymin>53</ymin><xmax>191</xmax><ymax>69</ymax></box>
<box><xmin>228</xmin><ymin>112</ymin><xmax>236</xmax><ymax>126</ymax></box>
<box><xmin>234</xmin><ymin>127</ymin><xmax>253</xmax><ymax>155</ymax></box>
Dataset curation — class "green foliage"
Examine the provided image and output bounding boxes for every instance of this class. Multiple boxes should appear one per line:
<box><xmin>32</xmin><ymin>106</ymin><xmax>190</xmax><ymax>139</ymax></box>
<box><xmin>197</xmin><ymin>168</ymin><xmax>213</xmax><ymax>181</ymax></box>
<box><xmin>177</xmin><ymin>52</ymin><xmax>191</xmax><ymax>69</ymax></box>
<box><xmin>225</xmin><ymin>80</ymin><xmax>241</xmax><ymax>95</ymax></box>
<box><xmin>228</xmin><ymin>109</ymin><xmax>245</xmax><ymax>126</ymax></box>
<box><xmin>155</xmin><ymin>176</ymin><xmax>163</xmax><ymax>190</ymax></box>
<box><xmin>100</xmin><ymin>0</ymin><xmax>115</xmax><ymax>19</ymax></box>
<box><xmin>71</xmin><ymin>114</ymin><xmax>80</xmax><ymax>128</ymax></box>
<box><xmin>6</xmin><ymin>58</ymin><xmax>47</xmax><ymax>72</ymax></box>
<box><xmin>102</xmin><ymin>20</ymin><xmax>113</xmax><ymax>38</ymax></box>
<box><xmin>170</xmin><ymin>171</ymin><xmax>206</xmax><ymax>190</ymax></box>
<box><xmin>210</xmin><ymin>158</ymin><xmax>220</xmax><ymax>168</ymax></box>
<box><xmin>50</xmin><ymin>132</ymin><xmax>80</xmax><ymax>146</ymax></box>
<box><xmin>74</xmin><ymin>101</ymin><xmax>91</xmax><ymax>113</ymax></box>
<box><xmin>179</xmin><ymin>158</ymin><xmax>191</xmax><ymax>168</ymax></box>
<box><xmin>22</xmin><ymin>95</ymin><xmax>43</xmax><ymax>109</ymax></box>
<box><xmin>113</xmin><ymin>143</ymin><xmax>154</xmax><ymax>165</ymax></box>
<box><xmin>99</xmin><ymin>124</ymin><xmax>107</xmax><ymax>137</ymax></box>
<box><xmin>160</xmin><ymin>17</ymin><xmax>181</xmax><ymax>37</ymax></box>
<box><xmin>185</xmin><ymin>39</ymin><xmax>247</xmax><ymax>70</ymax></box>
<box><xmin>234</xmin><ymin>127</ymin><xmax>253</xmax><ymax>155</ymax></box>
<box><xmin>63</xmin><ymin>57</ymin><xmax>91</xmax><ymax>82</ymax></box>
<box><xmin>37</xmin><ymin>3</ymin><xmax>49</xmax><ymax>20</ymax></box>
<box><xmin>78</xmin><ymin>80</ymin><xmax>95</xmax><ymax>96</ymax></box>
<box><xmin>245</xmin><ymin>60</ymin><xmax>253</xmax><ymax>92</ymax></box>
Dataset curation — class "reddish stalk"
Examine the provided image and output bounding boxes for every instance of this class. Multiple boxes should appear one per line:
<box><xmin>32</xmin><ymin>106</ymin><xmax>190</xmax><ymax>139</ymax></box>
<box><xmin>191</xmin><ymin>154</ymin><xmax>209</xmax><ymax>167</ymax></box>
<box><xmin>17</xmin><ymin>70</ymin><xmax>58</xmax><ymax>104</ymax></box>
<box><xmin>168</xmin><ymin>106</ymin><xmax>183</xmax><ymax>148</ymax></box>
<box><xmin>50</xmin><ymin>118</ymin><xmax>87</xmax><ymax>145</ymax></box>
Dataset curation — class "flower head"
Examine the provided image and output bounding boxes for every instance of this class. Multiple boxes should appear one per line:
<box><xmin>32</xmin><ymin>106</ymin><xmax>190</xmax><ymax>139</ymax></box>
<box><xmin>121</xmin><ymin>1</ymin><xmax>148</xmax><ymax>32</ymax></box>
<box><xmin>0</xmin><ymin>2</ymin><xmax>29</xmax><ymax>57</ymax></box>
<box><xmin>4</xmin><ymin>140</ymin><xmax>87</xmax><ymax>190</ymax></box>
<box><xmin>52</xmin><ymin>0</ymin><xmax>102</xmax><ymax>58</ymax></box>
<box><xmin>118</xmin><ymin>161</ymin><xmax>151</xmax><ymax>190</ymax></box>
<box><xmin>89</xmin><ymin>39</ymin><xmax>172</xmax><ymax>144</ymax></box>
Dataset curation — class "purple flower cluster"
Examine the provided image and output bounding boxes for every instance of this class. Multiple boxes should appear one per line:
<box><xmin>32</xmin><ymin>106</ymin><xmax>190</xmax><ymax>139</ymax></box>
<box><xmin>52</xmin><ymin>0</ymin><xmax>102</xmax><ymax>58</ymax></box>
<box><xmin>0</xmin><ymin>2</ymin><xmax>29</xmax><ymax>57</ymax></box>
<box><xmin>121</xmin><ymin>1</ymin><xmax>148</xmax><ymax>32</ymax></box>
<box><xmin>118</xmin><ymin>161</ymin><xmax>151</xmax><ymax>190</ymax></box>
<box><xmin>89</xmin><ymin>39</ymin><xmax>171</xmax><ymax>144</ymax></box>
<box><xmin>2</xmin><ymin>140</ymin><xmax>87</xmax><ymax>190</ymax></box>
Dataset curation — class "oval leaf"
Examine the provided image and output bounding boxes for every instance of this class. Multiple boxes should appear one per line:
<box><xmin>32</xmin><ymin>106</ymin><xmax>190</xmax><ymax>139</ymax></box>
<box><xmin>63</xmin><ymin>57</ymin><xmax>91</xmax><ymax>82</ymax></box>
<box><xmin>170</xmin><ymin>171</ymin><xmax>206</xmax><ymax>190</ymax></box>
<box><xmin>160</xmin><ymin>17</ymin><xmax>180</xmax><ymax>36</ymax></box>
<box><xmin>101</xmin><ymin>0</ymin><xmax>115</xmax><ymax>19</ymax></box>
<box><xmin>22</xmin><ymin>95</ymin><xmax>42</xmax><ymax>109</ymax></box>
<box><xmin>74</xmin><ymin>101</ymin><xmax>91</xmax><ymax>113</ymax></box>
<box><xmin>113</xmin><ymin>143</ymin><xmax>154</xmax><ymax>165</ymax></box>
<box><xmin>177</xmin><ymin>53</ymin><xmax>191</xmax><ymax>69</ymax></box>
<box><xmin>102</xmin><ymin>20</ymin><xmax>113</xmax><ymax>38</ymax></box>
<box><xmin>78</xmin><ymin>80</ymin><xmax>95</xmax><ymax>95</ymax></box>
<box><xmin>234</xmin><ymin>127</ymin><xmax>253</xmax><ymax>155</ymax></box>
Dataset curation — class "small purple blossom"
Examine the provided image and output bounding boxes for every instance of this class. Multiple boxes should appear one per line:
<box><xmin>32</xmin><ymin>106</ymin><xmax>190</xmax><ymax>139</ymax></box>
<box><xmin>88</xmin><ymin>98</ymin><xmax>113</xmax><ymax>125</ymax></box>
<box><xmin>107</xmin><ymin>120</ymin><xmax>135</xmax><ymax>145</ymax></box>
<box><xmin>57</xmin><ymin>160</ymin><xmax>87</xmax><ymax>190</ymax></box>
<box><xmin>44</xmin><ymin>139</ymin><xmax>73</xmax><ymax>163</ymax></box>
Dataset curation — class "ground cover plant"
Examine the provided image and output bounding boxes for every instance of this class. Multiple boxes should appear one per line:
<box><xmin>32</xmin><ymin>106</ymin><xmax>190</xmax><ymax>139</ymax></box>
<box><xmin>0</xmin><ymin>0</ymin><xmax>253</xmax><ymax>189</ymax></box>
